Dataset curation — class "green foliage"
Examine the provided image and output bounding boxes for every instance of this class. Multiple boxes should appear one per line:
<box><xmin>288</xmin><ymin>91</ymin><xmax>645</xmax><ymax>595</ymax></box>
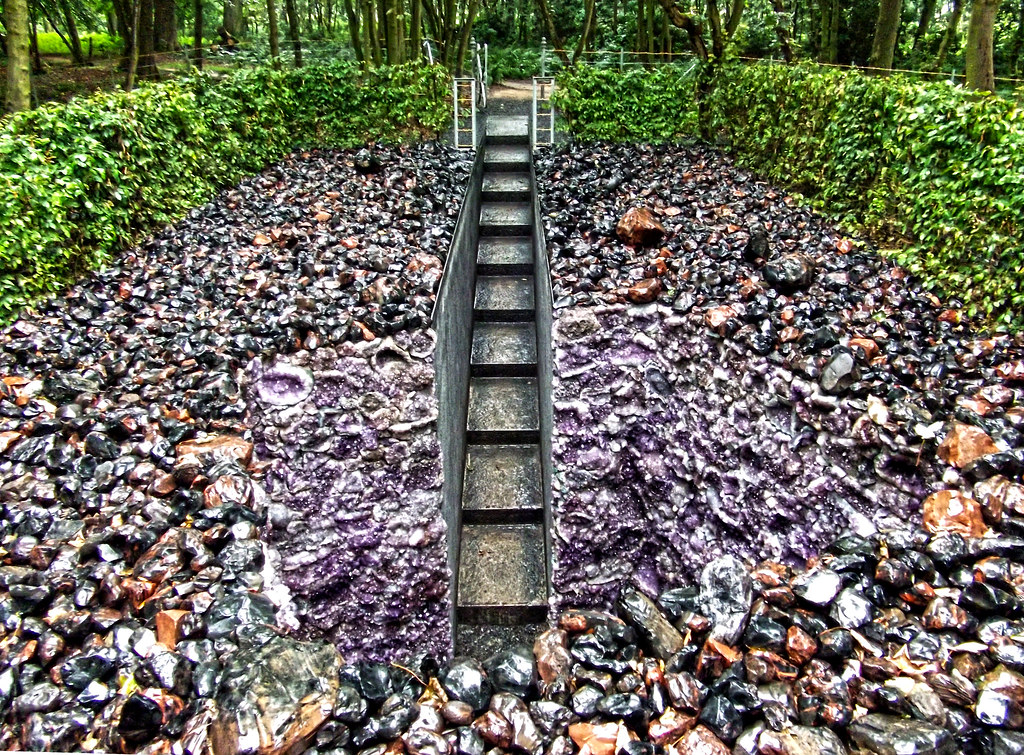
<box><xmin>488</xmin><ymin>47</ymin><xmax>543</xmax><ymax>82</ymax></box>
<box><xmin>0</xmin><ymin>62</ymin><xmax>449</xmax><ymax>321</ymax></box>
<box><xmin>35</xmin><ymin>31</ymin><xmax>119</xmax><ymax>55</ymax></box>
<box><xmin>554</xmin><ymin>64</ymin><xmax>700</xmax><ymax>141</ymax></box>
<box><xmin>556</xmin><ymin>63</ymin><xmax>1024</xmax><ymax>329</ymax></box>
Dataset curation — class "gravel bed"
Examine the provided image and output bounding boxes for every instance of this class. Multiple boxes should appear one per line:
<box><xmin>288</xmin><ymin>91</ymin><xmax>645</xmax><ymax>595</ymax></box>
<box><xmin>0</xmin><ymin>142</ymin><xmax>470</xmax><ymax>750</ymax></box>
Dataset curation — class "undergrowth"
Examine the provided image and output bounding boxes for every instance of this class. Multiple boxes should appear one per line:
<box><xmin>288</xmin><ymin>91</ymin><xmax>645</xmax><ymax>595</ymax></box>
<box><xmin>0</xmin><ymin>62</ymin><xmax>449</xmax><ymax>321</ymax></box>
<box><xmin>555</xmin><ymin>63</ymin><xmax>1024</xmax><ymax>330</ymax></box>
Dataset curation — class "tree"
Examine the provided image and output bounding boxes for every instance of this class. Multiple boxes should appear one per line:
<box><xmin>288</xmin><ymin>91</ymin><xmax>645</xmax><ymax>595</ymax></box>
<box><xmin>868</xmin><ymin>0</ymin><xmax>903</xmax><ymax>70</ymax></box>
<box><xmin>965</xmin><ymin>0</ymin><xmax>1001</xmax><ymax>88</ymax></box>
<box><xmin>818</xmin><ymin>0</ymin><xmax>839</xmax><ymax>62</ymax></box>
<box><xmin>192</xmin><ymin>0</ymin><xmax>203</xmax><ymax>68</ymax></box>
<box><xmin>284</xmin><ymin>0</ymin><xmax>303</xmax><ymax>65</ymax></box>
<box><xmin>266</xmin><ymin>0</ymin><xmax>281</xmax><ymax>67</ymax></box>
<box><xmin>4</xmin><ymin>0</ymin><xmax>32</xmax><ymax>112</ymax></box>
<box><xmin>933</xmin><ymin>0</ymin><xmax>963</xmax><ymax>69</ymax></box>
<box><xmin>154</xmin><ymin>0</ymin><xmax>177</xmax><ymax>51</ymax></box>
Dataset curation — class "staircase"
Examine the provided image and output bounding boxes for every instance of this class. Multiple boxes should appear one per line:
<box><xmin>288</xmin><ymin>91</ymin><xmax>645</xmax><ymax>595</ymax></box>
<box><xmin>455</xmin><ymin>116</ymin><xmax>548</xmax><ymax>654</ymax></box>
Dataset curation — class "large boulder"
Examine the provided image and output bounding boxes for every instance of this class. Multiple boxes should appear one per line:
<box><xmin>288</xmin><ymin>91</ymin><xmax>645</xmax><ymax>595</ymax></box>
<box><xmin>210</xmin><ymin>636</ymin><xmax>342</xmax><ymax>755</ymax></box>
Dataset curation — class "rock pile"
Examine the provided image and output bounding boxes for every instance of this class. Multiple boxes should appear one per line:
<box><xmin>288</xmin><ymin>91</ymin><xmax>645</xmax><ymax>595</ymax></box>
<box><xmin>0</xmin><ymin>144</ymin><xmax>469</xmax><ymax>749</ymax></box>
<box><xmin>537</xmin><ymin>141</ymin><xmax>1024</xmax><ymax>598</ymax></box>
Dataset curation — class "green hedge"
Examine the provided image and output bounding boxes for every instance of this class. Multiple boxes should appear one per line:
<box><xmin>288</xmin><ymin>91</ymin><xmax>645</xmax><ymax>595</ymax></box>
<box><xmin>0</xmin><ymin>62</ymin><xmax>449</xmax><ymax>321</ymax></box>
<box><xmin>555</xmin><ymin>63</ymin><xmax>1024</xmax><ymax>329</ymax></box>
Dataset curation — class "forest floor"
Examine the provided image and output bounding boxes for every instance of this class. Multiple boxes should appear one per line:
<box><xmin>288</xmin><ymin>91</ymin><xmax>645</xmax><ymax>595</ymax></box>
<box><xmin>0</xmin><ymin>51</ymin><xmax>238</xmax><ymax>108</ymax></box>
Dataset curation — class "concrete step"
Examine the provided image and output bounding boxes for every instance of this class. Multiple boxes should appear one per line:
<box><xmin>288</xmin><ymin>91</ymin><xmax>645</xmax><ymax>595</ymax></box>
<box><xmin>471</xmin><ymin>322</ymin><xmax>537</xmax><ymax>377</ymax></box>
<box><xmin>485</xmin><ymin>116</ymin><xmax>530</xmax><ymax>146</ymax></box>
<box><xmin>467</xmin><ymin>377</ymin><xmax>539</xmax><ymax>444</ymax></box>
<box><xmin>474</xmin><ymin>276</ymin><xmax>534</xmax><ymax>322</ymax></box>
<box><xmin>480</xmin><ymin>202</ymin><xmax>532</xmax><ymax>237</ymax></box>
<box><xmin>455</xmin><ymin>623</ymin><xmax>546</xmax><ymax>657</ymax></box>
<box><xmin>457</xmin><ymin>523</ymin><xmax>547</xmax><ymax>624</ymax></box>
<box><xmin>477</xmin><ymin>237</ymin><xmax>533</xmax><ymax>276</ymax></box>
<box><xmin>463</xmin><ymin>444</ymin><xmax>543</xmax><ymax>524</ymax></box>
<box><xmin>482</xmin><ymin>173</ymin><xmax>532</xmax><ymax>203</ymax></box>
<box><xmin>484</xmin><ymin>145</ymin><xmax>532</xmax><ymax>172</ymax></box>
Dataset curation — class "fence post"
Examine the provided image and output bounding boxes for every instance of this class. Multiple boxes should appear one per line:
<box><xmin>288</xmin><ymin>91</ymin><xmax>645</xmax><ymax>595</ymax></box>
<box><xmin>619</xmin><ymin>48</ymin><xmax>624</xmax><ymax>71</ymax></box>
<box><xmin>541</xmin><ymin>37</ymin><xmax>547</xmax><ymax>77</ymax></box>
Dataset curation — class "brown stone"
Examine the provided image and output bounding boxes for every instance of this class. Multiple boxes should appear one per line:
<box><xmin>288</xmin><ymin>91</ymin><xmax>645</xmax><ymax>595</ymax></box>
<box><xmin>922</xmin><ymin>490</ymin><xmax>986</xmax><ymax>537</ymax></box>
<box><xmin>695</xmin><ymin>639</ymin><xmax>741</xmax><ymax>681</ymax></box>
<box><xmin>149</xmin><ymin>472</ymin><xmax>177</xmax><ymax>497</ymax></box>
<box><xmin>156</xmin><ymin>609</ymin><xmax>190</xmax><ymax>648</ymax></box>
<box><xmin>177</xmin><ymin>435</ymin><xmax>254</xmax><ymax>467</ymax></box>
<box><xmin>704</xmin><ymin>306</ymin><xmax>737</xmax><ymax>333</ymax></box>
<box><xmin>786</xmin><ymin>625</ymin><xmax>818</xmax><ymax>666</ymax></box>
<box><xmin>648</xmin><ymin>708</ymin><xmax>696</xmax><ymax>745</ymax></box>
<box><xmin>569</xmin><ymin>722</ymin><xmax>631</xmax><ymax>755</ymax></box>
<box><xmin>849</xmin><ymin>337</ymin><xmax>879</xmax><ymax>361</ymax></box>
<box><xmin>921</xmin><ymin>597</ymin><xmax>970</xmax><ymax>632</ymax></box>
<box><xmin>628</xmin><ymin>278</ymin><xmax>662</xmax><ymax>304</ymax></box>
<box><xmin>667</xmin><ymin>725</ymin><xmax>730</xmax><ymax>755</ymax></box>
<box><xmin>616</xmin><ymin>207</ymin><xmax>666</xmax><ymax>247</ymax></box>
<box><xmin>534</xmin><ymin>628</ymin><xmax>571</xmax><ymax>693</ymax></box>
<box><xmin>959</xmin><ymin>397</ymin><xmax>996</xmax><ymax>417</ymax></box>
<box><xmin>975</xmin><ymin>475</ymin><xmax>1024</xmax><ymax>519</ymax></box>
<box><xmin>996</xmin><ymin>360</ymin><xmax>1024</xmax><ymax>382</ymax></box>
<box><xmin>121</xmin><ymin>577</ymin><xmax>157</xmax><ymax>610</ymax></box>
<box><xmin>937</xmin><ymin>422</ymin><xmax>1000</xmax><ymax>468</ymax></box>
<box><xmin>0</xmin><ymin>431</ymin><xmax>22</xmax><ymax>453</ymax></box>
<box><xmin>780</xmin><ymin>327</ymin><xmax>803</xmax><ymax>343</ymax></box>
<box><xmin>978</xmin><ymin>384</ymin><xmax>1014</xmax><ymax>406</ymax></box>
<box><xmin>474</xmin><ymin>711</ymin><xmax>513</xmax><ymax>749</ymax></box>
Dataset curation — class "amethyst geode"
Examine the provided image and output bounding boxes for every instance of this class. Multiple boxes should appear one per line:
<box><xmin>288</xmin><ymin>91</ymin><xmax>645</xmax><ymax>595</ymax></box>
<box><xmin>550</xmin><ymin>303</ymin><xmax>937</xmax><ymax>610</ymax></box>
<box><xmin>247</xmin><ymin>330</ymin><xmax>450</xmax><ymax>660</ymax></box>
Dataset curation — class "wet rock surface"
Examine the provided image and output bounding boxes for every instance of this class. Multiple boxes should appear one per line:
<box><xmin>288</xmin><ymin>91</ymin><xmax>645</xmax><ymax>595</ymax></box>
<box><xmin>537</xmin><ymin>141</ymin><xmax>1024</xmax><ymax>603</ymax></box>
<box><xmin>0</xmin><ymin>143</ymin><xmax>469</xmax><ymax>749</ymax></box>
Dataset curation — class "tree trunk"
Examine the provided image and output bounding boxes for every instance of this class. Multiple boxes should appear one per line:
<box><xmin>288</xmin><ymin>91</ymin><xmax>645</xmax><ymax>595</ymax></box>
<box><xmin>60</xmin><ymin>0</ymin><xmax>86</xmax><ymax>65</ymax></box>
<box><xmin>771</xmin><ymin>0</ymin><xmax>795</xmax><ymax>60</ymax></box>
<box><xmin>267</xmin><ymin>0</ymin><xmax>281</xmax><ymax>66</ymax></box>
<box><xmin>223</xmin><ymin>0</ymin><xmax>242</xmax><ymax>37</ymax></box>
<box><xmin>647</xmin><ymin>0</ymin><xmax>656</xmax><ymax>60</ymax></box>
<box><xmin>193</xmin><ymin>0</ymin><xmax>203</xmax><ymax>68</ymax></box>
<box><xmin>363</xmin><ymin>0</ymin><xmax>381</xmax><ymax>64</ymax></box>
<box><xmin>284</xmin><ymin>0</ymin><xmax>303</xmax><ymax>65</ymax></box>
<box><xmin>535</xmin><ymin>0</ymin><xmax>568</xmax><ymax>62</ymax></box>
<box><xmin>911</xmin><ymin>0</ymin><xmax>935</xmax><ymax>50</ymax></box>
<box><xmin>657</xmin><ymin>0</ymin><xmax>710</xmax><ymax>61</ymax></box>
<box><xmin>5</xmin><ymin>0</ymin><xmax>31</xmax><ymax>112</ymax></box>
<box><xmin>410</xmin><ymin>0</ymin><xmax>421</xmax><ymax>58</ymax></box>
<box><xmin>818</xmin><ymin>0</ymin><xmax>839</xmax><ymax>62</ymax></box>
<box><xmin>343</xmin><ymin>0</ymin><xmax>365</xmax><ymax>61</ymax></box>
<box><xmin>868</xmin><ymin>0</ymin><xmax>902</xmax><ymax>70</ymax></box>
<box><xmin>637</xmin><ymin>0</ymin><xmax>647</xmax><ymax>53</ymax></box>
<box><xmin>572</xmin><ymin>0</ymin><xmax>595</xmax><ymax>62</ymax></box>
<box><xmin>965</xmin><ymin>0</ymin><xmax>1001</xmax><ymax>88</ymax></box>
<box><xmin>153</xmin><ymin>0</ymin><xmax>177</xmax><ymax>51</ymax></box>
<box><xmin>137</xmin><ymin>0</ymin><xmax>159</xmax><ymax>77</ymax></box>
<box><xmin>455</xmin><ymin>0</ymin><xmax>479</xmax><ymax>72</ymax></box>
<box><xmin>1011</xmin><ymin>0</ymin><xmax>1024</xmax><ymax>73</ymax></box>
<box><xmin>384</xmin><ymin>0</ymin><xmax>401</xmax><ymax>63</ymax></box>
<box><xmin>933</xmin><ymin>0</ymin><xmax>962</xmax><ymax>70</ymax></box>
<box><xmin>125</xmin><ymin>0</ymin><xmax>141</xmax><ymax>89</ymax></box>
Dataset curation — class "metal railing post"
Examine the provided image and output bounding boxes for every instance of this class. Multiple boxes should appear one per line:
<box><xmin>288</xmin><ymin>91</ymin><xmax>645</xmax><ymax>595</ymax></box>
<box><xmin>620</xmin><ymin>48</ymin><xmax>624</xmax><ymax>71</ymax></box>
<box><xmin>424</xmin><ymin>39</ymin><xmax>434</xmax><ymax>65</ymax></box>
<box><xmin>531</xmin><ymin>80</ymin><xmax>538</xmax><ymax>150</ymax></box>
<box><xmin>541</xmin><ymin>37</ymin><xmax>547</xmax><ymax>77</ymax></box>
<box><xmin>453</xmin><ymin>78</ymin><xmax>459</xmax><ymax>149</ymax></box>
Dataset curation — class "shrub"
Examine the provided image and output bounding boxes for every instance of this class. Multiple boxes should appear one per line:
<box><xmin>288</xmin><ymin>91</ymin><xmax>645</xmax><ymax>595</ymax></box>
<box><xmin>0</xmin><ymin>62</ymin><xmax>449</xmax><ymax>321</ymax></box>
<box><xmin>555</xmin><ymin>63</ymin><xmax>1024</xmax><ymax>329</ymax></box>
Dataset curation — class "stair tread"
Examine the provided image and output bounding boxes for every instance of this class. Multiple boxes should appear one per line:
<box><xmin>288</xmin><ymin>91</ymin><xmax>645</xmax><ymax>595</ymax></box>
<box><xmin>464</xmin><ymin>444</ymin><xmax>543</xmax><ymax>513</ymax></box>
<box><xmin>480</xmin><ymin>202</ymin><xmax>531</xmax><ymax>228</ymax></box>
<box><xmin>472</xmin><ymin>322</ymin><xmax>537</xmax><ymax>367</ymax></box>
<box><xmin>482</xmin><ymin>173</ymin><xmax>531</xmax><ymax>195</ymax></box>
<box><xmin>484</xmin><ymin>145</ymin><xmax>531</xmax><ymax>166</ymax></box>
<box><xmin>475</xmin><ymin>276</ymin><xmax>534</xmax><ymax>312</ymax></box>
<box><xmin>458</xmin><ymin>523</ymin><xmax>547</xmax><ymax>608</ymax></box>
<box><xmin>485</xmin><ymin>116</ymin><xmax>530</xmax><ymax>141</ymax></box>
<box><xmin>467</xmin><ymin>377</ymin><xmax>539</xmax><ymax>433</ymax></box>
<box><xmin>478</xmin><ymin>237</ymin><xmax>533</xmax><ymax>269</ymax></box>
